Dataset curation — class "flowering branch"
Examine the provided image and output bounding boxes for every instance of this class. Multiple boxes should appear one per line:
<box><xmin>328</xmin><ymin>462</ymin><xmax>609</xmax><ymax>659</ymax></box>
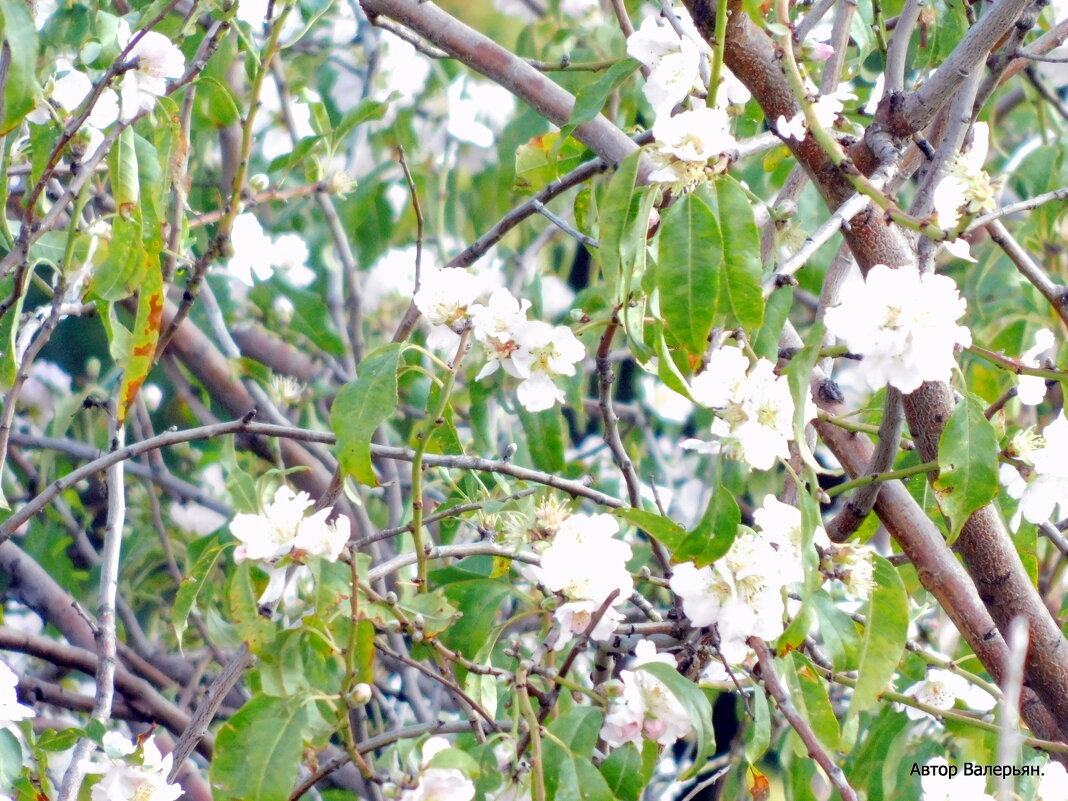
<box><xmin>750</xmin><ymin>637</ymin><xmax>859</xmax><ymax>801</ymax></box>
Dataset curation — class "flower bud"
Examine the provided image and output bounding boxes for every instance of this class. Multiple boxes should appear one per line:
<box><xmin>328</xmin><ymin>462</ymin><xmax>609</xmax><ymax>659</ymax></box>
<box><xmin>249</xmin><ymin>173</ymin><xmax>270</xmax><ymax>192</ymax></box>
<box><xmin>350</xmin><ymin>682</ymin><xmax>372</xmax><ymax>705</ymax></box>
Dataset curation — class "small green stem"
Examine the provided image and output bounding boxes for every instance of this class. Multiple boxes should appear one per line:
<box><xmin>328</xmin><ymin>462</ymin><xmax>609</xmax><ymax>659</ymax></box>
<box><xmin>825</xmin><ymin>459</ymin><xmax>938</xmax><ymax>498</ymax></box>
<box><xmin>707</xmin><ymin>0</ymin><xmax>729</xmax><ymax>108</ymax></box>
<box><xmin>517</xmin><ymin>665</ymin><xmax>546</xmax><ymax>801</ymax></box>
<box><xmin>410</xmin><ymin>326</ymin><xmax>473</xmax><ymax>591</ymax></box>
<box><xmin>967</xmin><ymin>344</ymin><xmax>1068</xmax><ymax>382</ymax></box>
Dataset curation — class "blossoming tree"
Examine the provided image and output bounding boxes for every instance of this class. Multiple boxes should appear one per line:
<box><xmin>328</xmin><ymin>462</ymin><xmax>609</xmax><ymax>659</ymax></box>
<box><xmin>1</xmin><ymin>0</ymin><xmax>1068</xmax><ymax>798</ymax></box>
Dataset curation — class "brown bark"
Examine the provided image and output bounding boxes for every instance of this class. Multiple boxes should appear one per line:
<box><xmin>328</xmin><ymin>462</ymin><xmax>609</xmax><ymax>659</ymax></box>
<box><xmin>682</xmin><ymin>0</ymin><xmax>1068</xmax><ymax>741</ymax></box>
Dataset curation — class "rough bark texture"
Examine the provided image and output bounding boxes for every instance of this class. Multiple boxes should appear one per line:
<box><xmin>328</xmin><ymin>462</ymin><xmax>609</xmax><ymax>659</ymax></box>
<box><xmin>682</xmin><ymin>0</ymin><xmax>1068</xmax><ymax>741</ymax></box>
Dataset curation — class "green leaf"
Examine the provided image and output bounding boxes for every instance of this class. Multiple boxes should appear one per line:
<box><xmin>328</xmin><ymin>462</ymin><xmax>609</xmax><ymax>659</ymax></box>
<box><xmin>332</xmin><ymin>98</ymin><xmax>389</xmax><ymax>147</ymax></box>
<box><xmin>559</xmin><ymin>58</ymin><xmax>640</xmax><ymax>144</ymax></box>
<box><xmin>713</xmin><ymin>177</ymin><xmax>764</xmax><ymax>329</ymax></box>
<box><xmin>599</xmin><ymin>741</ymin><xmax>656</xmax><ymax>801</ymax></box>
<box><xmin>195</xmin><ymin>74</ymin><xmax>241</xmax><ymax>127</ymax></box>
<box><xmin>810</xmin><ymin>591</ymin><xmax>862</xmax><ymax>671</ymax></box>
<box><xmin>173</xmin><ymin>533</ymin><xmax>228</xmax><ymax>649</ymax></box>
<box><xmin>754</xmin><ymin>285</ymin><xmax>794</xmax><ymax>361</ymax></box>
<box><xmin>745</xmin><ymin>688</ymin><xmax>771</xmax><ymax>764</ymax></box>
<box><xmin>0</xmin><ymin>728</ymin><xmax>20</xmax><ymax>785</ymax></box>
<box><xmin>430</xmin><ymin>568</ymin><xmax>512</xmax><ymax>658</ymax></box>
<box><xmin>688</xmin><ymin>484</ymin><xmax>741</xmax><ymax>566</ymax></box>
<box><xmin>639</xmin><ymin>662</ymin><xmax>716</xmax><ymax>778</ymax></box>
<box><xmin>657</xmin><ymin>188</ymin><xmax>721</xmax><ymax>357</ymax></box>
<box><xmin>210</xmin><ymin>695</ymin><xmax>309</xmax><ymax>801</ymax></box>
<box><xmin>849</xmin><ymin>554</ymin><xmax>908</xmax><ymax>718</ymax></box>
<box><xmin>355</xmin><ymin>618</ymin><xmax>375</xmax><ymax>684</ymax></box>
<box><xmin>89</xmin><ymin>215</ymin><xmax>150</xmax><ymax>301</ymax></box>
<box><xmin>108</xmin><ymin>127</ymin><xmax>140</xmax><ymax>215</ymax></box>
<box><xmin>543</xmin><ymin>707</ymin><xmax>614</xmax><ymax>801</ymax></box>
<box><xmin>514</xmin><ymin>131</ymin><xmax>589</xmax><ymax>192</ymax></box>
<box><xmin>598</xmin><ymin>150</ymin><xmax>643</xmax><ymax>301</ymax></box>
<box><xmin>785</xmin><ymin>651</ymin><xmax>839</xmax><ymax>751</ymax></box>
<box><xmin>617</xmin><ymin>501</ymin><xmax>736</xmax><ymax>567</ymax></box>
<box><xmin>331</xmin><ymin>343</ymin><xmax>402</xmax><ymax>486</ymax></box>
<box><xmin>934</xmin><ymin>393</ymin><xmax>999</xmax><ymax>542</ymax></box>
<box><xmin>518</xmin><ymin>406</ymin><xmax>566</xmax><ymax>473</ymax></box>
<box><xmin>228</xmin><ymin>562</ymin><xmax>276</xmax><ymax>654</ymax></box>
<box><xmin>0</xmin><ymin>0</ymin><xmax>40</xmax><ymax>134</ymax></box>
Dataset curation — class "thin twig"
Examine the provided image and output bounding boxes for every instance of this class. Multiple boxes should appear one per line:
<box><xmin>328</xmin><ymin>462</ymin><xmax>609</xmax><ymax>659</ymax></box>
<box><xmin>750</xmin><ymin>638</ymin><xmax>859</xmax><ymax>801</ymax></box>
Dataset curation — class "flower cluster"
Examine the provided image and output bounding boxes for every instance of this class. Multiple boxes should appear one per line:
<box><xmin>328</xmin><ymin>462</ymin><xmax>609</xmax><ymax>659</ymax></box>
<box><xmin>528</xmin><ymin>513</ymin><xmax>633</xmax><ymax>648</ymax></box>
<box><xmin>823</xmin><ymin>264</ymin><xmax>971</xmax><ymax>394</ymax></box>
<box><xmin>226</xmin><ymin>212</ymin><xmax>314</xmax><ymax>287</ymax></box>
<box><xmin>414</xmin><ymin>276</ymin><xmax>585</xmax><ymax>412</ymax></box>
<box><xmin>670</xmin><ymin>495</ymin><xmax>826</xmax><ymax>670</ymax></box>
<box><xmin>626</xmin><ymin>11</ymin><xmax>749</xmax><ymax>187</ymax></box>
<box><xmin>683</xmin><ymin>344</ymin><xmax>812</xmax><ymax>470</ymax></box>
<box><xmin>931</xmin><ymin>123</ymin><xmax>999</xmax><ymax>231</ymax></box>
<box><xmin>600</xmin><ymin>640</ymin><xmax>693</xmax><ymax>748</ymax></box>
<box><xmin>85</xmin><ymin>733</ymin><xmax>182</xmax><ymax>801</ymax></box>
<box><xmin>400</xmin><ymin>737</ymin><xmax>475</xmax><ymax>801</ymax></box>
<box><xmin>1000</xmin><ymin>413</ymin><xmax>1068</xmax><ymax>530</ymax></box>
<box><xmin>228</xmin><ymin>485</ymin><xmax>350</xmax><ymax>564</ymax></box>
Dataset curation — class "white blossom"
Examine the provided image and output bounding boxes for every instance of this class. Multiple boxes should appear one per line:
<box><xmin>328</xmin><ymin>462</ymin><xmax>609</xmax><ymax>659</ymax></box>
<box><xmin>1017</xmin><ymin>328</ymin><xmax>1055</xmax><ymax>406</ymax></box>
<box><xmin>901</xmin><ymin>668</ymin><xmax>996</xmax><ymax>720</ymax></box>
<box><xmin>401</xmin><ymin>738</ymin><xmax>475</xmax><ymax>801</ymax></box>
<box><xmin>669</xmin><ymin>531</ymin><xmax>789</xmax><ymax>664</ymax></box>
<box><xmin>470</xmin><ymin>288</ymin><xmax>531</xmax><ymax>380</ymax></box>
<box><xmin>601</xmin><ymin>640</ymin><xmax>693</xmax><ymax>748</ymax></box>
<box><xmin>169</xmin><ymin>501</ymin><xmax>228</xmax><ymax>535</ymax></box>
<box><xmin>626</xmin><ymin>15</ymin><xmax>701</xmax><ymax>114</ymax></box>
<box><xmin>508</xmin><ymin>321</ymin><xmax>585</xmax><ymax>412</ymax></box>
<box><xmin>752</xmin><ymin>494</ymin><xmax>828</xmax><ymax>585</ymax></box>
<box><xmin>226</xmin><ymin>213</ymin><xmax>276</xmax><ymax>285</ymax></box>
<box><xmin>652</xmin><ymin>106</ymin><xmax>736</xmax><ymax>162</ymax></box>
<box><xmin>413</xmin><ymin>268</ymin><xmax>485</xmax><ymax>329</ymax></box>
<box><xmin>87</xmin><ymin>735</ymin><xmax>183</xmax><ymax>801</ymax></box>
<box><xmin>0</xmin><ymin>659</ymin><xmax>34</xmax><ymax>723</ymax></box>
<box><xmin>919</xmin><ymin>757</ymin><xmax>993</xmax><ymax>801</ymax></box>
<box><xmin>531</xmin><ymin>514</ymin><xmax>633</xmax><ymax>607</ymax></box>
<box><xmin>823</xmin><ymin>264</ymin><xmax>971</xmax><ymax>394</ymax></box>
<box><xmin>774</xmin><ymin>84</ymin><xmax>855</xmax><ymax>141</ymax></box>
<box><xmin>684</xmin><ymin>348</ymin><xmax>808</xmax><ymax>470</ymax></box>
<box><xmin>118</xmin><ymin>26</ymin><xmax>185</xmax><ymax>118</ymax></box>
<box><xmin>446</xmin><ymin>78</ymin><xmax>516</xmax><ymax>148</ymax></box>
<box><xmin>931</xmin><ymin>123</ymin><xmax>997</xmax><ymax>230</ymax></box>
<box><xmin>552</xmin><ymin>601</ymin><xmax>624</xmax><ymax>650</ymax></box>
<box><xmin>1000</xmin><ymin>413</ymin><xmax>1068</xmax><ymax>529</ymax></box>
<box><xmin>229</xmin><ymin>485</ymin><xmax>349</xmax><ymax>563</ymax></box>
<box><xmin>273</xmin><ymin>233</ymin><xmax>315</xmax><ymax>287</ymax></box>
<box><xmin>641</xmin><ymin>372</ymin><xmax>694</xmax><ymax>423</ymax></box>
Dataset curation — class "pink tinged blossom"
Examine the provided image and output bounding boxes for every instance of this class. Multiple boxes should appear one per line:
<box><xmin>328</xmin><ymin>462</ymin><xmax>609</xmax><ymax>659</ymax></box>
<box><xmin>551</xmin><ymin>601</ymin><xmax>624</xmax><ymax>650</ymax></box>
<box><xmin>807</xmin><ymin>41</ymin><xmax>836</xmax><ymax>61</ymax></box>
<box><xmin>471</xmin><ymin>288</ymin><xmax>531</xmax><ymax>380</ymax></box>
<box><xmin>600</xmin><ymin>641</ymin><xmax>693</xmax><ymax>748</ymax></box>
<box><xmin>823</xmin><ymin>264</ymin><xmax>971</xmax><ymax>394</ymax></box>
